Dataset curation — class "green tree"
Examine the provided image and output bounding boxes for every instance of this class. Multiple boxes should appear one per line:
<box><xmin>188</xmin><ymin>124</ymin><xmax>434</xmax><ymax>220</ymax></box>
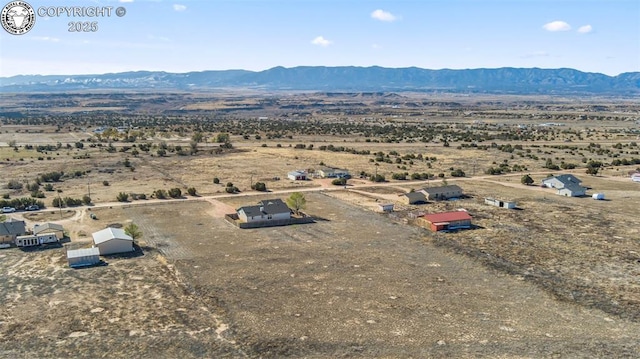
<box><xmin>332</xmin><ymin>178</ymin><xmax>347</xmax><ymax>185</ymax></box>
<box><xmin>286</xmin><ymin>192</ymin><xmax>306</xmax><ymax>215</ymax></box>
<box><xmin>213</xmin><ymin>177</ymin><xmax>220</xmax><ymax>184</ymax></box>
<box><xmin>216</xmin><ymin>133</ymin><xmax>230</xmax><ymax>143</ymax></box>
<box><xmin>187</xmin><ymin>187</ymin><xmax>197</xmax><ymax>196</ymax></box>
<box><xmin>124</xmin><ymin>223</ymin><xmax>142</xmax><ymax>241</ymax></box>
<box><xmin>192</xmin><ymin>131</ymin><xmax>204</xmax><ymax>143</ymax></box>
<box><xmin>168</xmin><ymin>188</ymin><xmax>182</xmax><ymax>198</ymax></box>
<box><xmin>82</xmin><ymin>195</ymin><xmax>92</xmax><ymax>205</ymax></box>
<box><xmin>586</xmin><ymin>166</ymin><xmax>599</xmax><ymax>176</ymax></box>
<box><xmin>116</xmin><ymin>192</ymin><xmax>129</xmax><ymax>202</ymax></box>
<box><xmin>521</xmin><ymin>174</ymin><xmax>534</xmax><ymax>186</ymax></box>
<box><xmin>252</xmin><ymin>182</ymin><xmax>267</xmax><ymax>191</ymax></box>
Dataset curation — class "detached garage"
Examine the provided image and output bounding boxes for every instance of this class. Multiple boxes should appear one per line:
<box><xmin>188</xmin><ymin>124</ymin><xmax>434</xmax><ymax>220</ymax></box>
<box><xmin>67</xmin><ymin>247</ymin><xmax>101</xmax><ymax>268</ymax></box>
<box><xmin>92</xmin><ymin>227</ymin><xmax>134</xmax><ymax>255</ymax></box>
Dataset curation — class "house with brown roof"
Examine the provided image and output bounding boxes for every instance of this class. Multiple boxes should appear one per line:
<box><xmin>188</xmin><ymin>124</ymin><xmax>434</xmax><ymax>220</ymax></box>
<box><xmin>419</xmin><ymin>211</ymin><xmax>472</xmax><ymax>232</ymax></box>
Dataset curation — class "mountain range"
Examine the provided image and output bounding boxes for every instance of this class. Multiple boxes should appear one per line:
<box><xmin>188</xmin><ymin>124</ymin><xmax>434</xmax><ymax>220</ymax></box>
<box><xmin>1</xmin><ymin>66</ymin><xmax>639</xmax><ymax>95</ymax></box>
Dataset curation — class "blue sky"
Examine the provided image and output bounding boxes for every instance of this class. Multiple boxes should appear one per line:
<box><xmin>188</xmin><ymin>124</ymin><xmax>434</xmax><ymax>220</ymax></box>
<box><xmin>0</xmin><ymin>0</ymin><xmax>638</xmax><ymax>76</ymax></box>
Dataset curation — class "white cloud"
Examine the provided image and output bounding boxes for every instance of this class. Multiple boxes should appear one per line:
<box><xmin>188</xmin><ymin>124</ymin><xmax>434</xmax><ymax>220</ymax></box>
<box><xmin>311</xmin><ymin>36</ymin><xmax>332</xmax><ymax>47</ymax></box>
<box><xmin>119</xmin><ymin>0</ymin><xmax>134</xmax><ymax>3</ymax></box>
<box><xmin>371</xmin><ymin>9</ymin><xmax>398</xmax><ymax>22</ymax></box>
<box><xmin>542</xmin><ymin>20</ymin><xmax>571</xmax><ymax>32</ymax></box>
<box><xmin>371</xmin><ymin>43</ymin><xmax>382</xmax><ymax>49</ymax></box>
<box><xmin>173</xmin><ymin>4</ymin><xmax>186</xmax><ymax>12</ymax></box>
<box><xmin>32</xmin><ymin>36</ymin><xmax>60</xmax><ymax>42</ymax></box>
<box><xmin>577</xmin><ymin>25</ymin><xmax>593</xmax><ymax>34</ymax></box>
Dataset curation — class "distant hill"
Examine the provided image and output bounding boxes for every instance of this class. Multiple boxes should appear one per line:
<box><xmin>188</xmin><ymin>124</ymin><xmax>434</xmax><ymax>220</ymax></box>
<box><xmin>1</xmin><ymin>66</ymin><xmax>638</xmax><ymax>95</ymax></box>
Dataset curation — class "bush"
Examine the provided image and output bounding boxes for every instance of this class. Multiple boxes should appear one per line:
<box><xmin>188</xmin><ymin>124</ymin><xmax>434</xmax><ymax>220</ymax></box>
<box><xmin>332</xmin><ymin>178</ymin><xmax>347</xmax><ymax>186</ymax></box>
<box><xmin>252</xmin><ymin>182</ymin><xmax>267</xmax><ymax>191</ymax></box>
<box><xmin>168</xmin><ymin>188</ymin><xmax>182</xmax><ymax>198</ymax></box>
<box><xmin>451</xmin><ymin>169</ymin><xmax>465</xmax><ymax>177</ymax></box>
<box><xmin>103</xmin><ymin>180</ymin><xmax>110</xmax><ymax>186</ymax></box>
<box><xmin>44</xmin><ymin>183</ymin><xmax>54</xmax><ymax>191</ymax></box>
<box><xmin>153</xmin><ymin>189</ymin><xmax>167</xmax><ymax>199</ymax></box>
<box><xmin>225</xmin><ymin>186</ymin><xmax>239</xmax><ymax>194</ymax></box>
<box><xmin>116</xmin><ymin>192</ymin><xmax>129</xmax><ymax>202</ymax></box>
<box><xmin>521</xmin><ymin>174</ymin><xmax>534</xmax><ymax>185</ymax></box>
<box><xmin>187</xmin><ymin>187</ymin><xmax>197</xmax><ymax>196</ymax></box>
<box><xmin>213</xmin><ymin>178</ymin><xmax>220</xmax><ymax>184</ymax></box>
<box><xmin>82</xmin><ymin>195</ymin><xmax>92</xmax><ymax>205</ymax></box>
<box><xmin>6</xmin><ymin>180</ymin><xmax>23</xmax><ymax>190</ymax></box>
<box><xmin>370</xmin><ymin>174</ymin><xmax>386</xmax><ymax>182</ymax></box>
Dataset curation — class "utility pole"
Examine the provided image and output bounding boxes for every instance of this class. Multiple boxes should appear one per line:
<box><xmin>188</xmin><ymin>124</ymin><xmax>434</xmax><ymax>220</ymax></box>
<box><xmin>58</xmin><ymin>193</ymin><xmax>63</xmax><ymax>219</ymax></box>
<box><xmin>87</xmin><ymin>177</ymin><xmax>91</xmax><ymax>199</ymax></box>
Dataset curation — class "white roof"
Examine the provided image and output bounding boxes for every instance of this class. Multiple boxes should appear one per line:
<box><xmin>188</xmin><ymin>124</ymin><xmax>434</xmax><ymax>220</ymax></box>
<box><xmin>67</xmin><ymin>247</ymin><xmax>100</xmax><ymax>259</ymax></box>
<box><xmin>33</xmin><ymin>222</ymin><xmax>64</xmax><ymax>234</ymax></box>
<box><xmin>92</xmin><ymin>227</ymin><xmax>133</xmax><ymax>245</ymax></box>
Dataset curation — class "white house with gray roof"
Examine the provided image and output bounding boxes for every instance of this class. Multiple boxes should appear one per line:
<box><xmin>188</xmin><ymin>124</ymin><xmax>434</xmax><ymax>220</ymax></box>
<box><xmin>237</xmin><ymin>199</ymin><xmax>291</xmax><ymax>223</ymax></box>
<box><xmin>542</xmin><ymin>174</ymin><xmax>587</xmax><ymax>197</ymax></box>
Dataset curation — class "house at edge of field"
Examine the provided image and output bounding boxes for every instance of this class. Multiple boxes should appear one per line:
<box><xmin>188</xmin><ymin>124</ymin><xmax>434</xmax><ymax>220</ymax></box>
<box><xmin>0</xmin><ymin>219</ymin><xmax>27</xmax><ymax>245</ymax></box>
<box><xmin>317</xmin><ymin>167</ymin><xmax>350</xmax><ymax>179</ymax></box>
<box><xmin>420</xmin><ymin>211</ymin><xmax>472</xmax><ymax>232</ymax></box>
<box><xmin>15</xmin><ymin>233</ymin><xmax>59</xmax><ymax>247</ymax></box>
<box><xmin>67</xmin><ymin>247</ymin><xmax>101</xmax><ymax>268</ymax></box>
<box><xmin>92</xmin><ymin>227</ymin><xmax>134</xmax><ymax>255</ymax></box>
<box><xmin>484</xmin><ymin>198</ymin><xmax>516</xmax><ymax>209</ymax></box>
<box><xmin>32</xmin><ymin>222</ymin><xmax>65</xmax><ymax>240</ymax></box>
<box><xmin>542</xmin><ymin>174</ymin><xmax>587</xmax><ymax>197</ymax></box>
<box><xmin>422</xmin><ymin>185</ymin><xmax>463</xmax><ymax>201</ymax></box>
<box><xmin>288</xmin><ymin>170</ymin><xmax>308</xmax><ymax>181</ymax></box>
<box><xmin>237</xmin><ymin>199</ymin><xmax>292</xmax><ymax>223</ymax></box>
<box><xmin>402</xmin><ymin>191</ymin><xmax>427</xmax><ymax>205</ymax></box>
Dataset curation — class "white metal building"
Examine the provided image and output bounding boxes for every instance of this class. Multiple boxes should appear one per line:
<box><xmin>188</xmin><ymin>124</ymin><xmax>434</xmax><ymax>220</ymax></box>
<box><xmin>67</xmin><ymin>247</ymin><xmax>101</xmax><ymax>267</ymax></box>
<box><xmin>92</xmin><ymin>227</ymin><xmax>134</xmax><ymax>255</ymax></box>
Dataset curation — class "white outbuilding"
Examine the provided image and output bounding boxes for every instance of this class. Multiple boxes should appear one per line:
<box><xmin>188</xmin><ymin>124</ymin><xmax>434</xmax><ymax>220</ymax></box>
<box><xmin>92</xmin><ymin>227</ymin><xmax>134</xmax><ymax>255</ymax></box>
<box><xmin>592</xmin><ymin>193</ymin><xmax>605</xmax><ymax>200</ymax></box>
<box><xmin>67</xmin><ymin>247</ymin><xmax>101</xmax><ymax>268</ymax></box>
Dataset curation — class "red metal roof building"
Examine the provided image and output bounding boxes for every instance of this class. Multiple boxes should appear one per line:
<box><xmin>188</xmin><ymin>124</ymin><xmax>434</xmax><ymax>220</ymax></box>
<box><xmin>421</xmin><ymin>211</ymin><xmax>472</xmax><ymax>232</ymax></box>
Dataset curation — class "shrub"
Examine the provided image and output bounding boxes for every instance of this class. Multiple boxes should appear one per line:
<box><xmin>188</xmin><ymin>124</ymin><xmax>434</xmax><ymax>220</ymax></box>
<box><xmin>187</xmin><ymin>187</ymin><xmax>197</xmax><ymax>196</ymax></box>
<box><xmin>7</xmin><ymin>180</ymin><xmax>23</xmax><ymax>190</ymax></box>
<box><xmin>168</xmin><ymin>188</ymin><xmax>182</xmax><ymax>198</ymax></box>
<box><xmin>451</xmin><ymin>169</ymin><xmax>465</xmax><ymax>177</ymax></box>
<box><xmin>116</xmin><ymin>192</ymin><xmax>129</xmax><ymax>202</ymax></box>
<box><xmin>82</xmin><ymin>195</ymin><xmax>92</xmax><ymax>205</ymax></box>
<box><xmin>332</xmin><ymin>178</ymin><xmax>347</xmax><ymax>186</ymax></box>
<box><xmin>252</xmin><ymin>182</ymin><xmax>267</xmax><ymax>191</ymax></box>
<box><xmin>213</xmin><ymin>178</ymin><xmax>220</xmax><ymax>184</ymax></box>
<box><xmin>103</xmin><ymin>180</ymin><xmax>110</xmax><ymax>186</ymax></box>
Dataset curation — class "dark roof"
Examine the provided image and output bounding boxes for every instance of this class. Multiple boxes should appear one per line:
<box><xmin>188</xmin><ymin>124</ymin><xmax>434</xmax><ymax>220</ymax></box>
<box><xmin>0</xmin><ymin>220</ymin><xmax>26</xmax><ymax>236</ymax></box>
<box><xmin>423</xmin><ymin>211</ymin><xmax>472</xmax><ymax>223</ymax></box>
<box><xmin>423</xmin><ymin>185</ymin><xmax>463</xmax><ymax>195</ymax></box>
<box><xmin>544</xmin><ymin>174</ymin><xmax>582</xmax><ymax>186</ymax></box>
<box><xmin>259</xmin><ymin>199</ymin><xmax>291</xmax><ymax>215</ymax></box>
<box><xmin>559</xmin><ymin>182</ymin><xmax>586</xmax><ymax>194</ymax></box>
<box><xmin>237</xmin><ymin>205</ymin><xmax>263</xmax><ymax>217</ymax></box>
<box><xmin>237</xmin><ymin>199</ymin><xmax>291</xmax><ymax>217</ymax></box>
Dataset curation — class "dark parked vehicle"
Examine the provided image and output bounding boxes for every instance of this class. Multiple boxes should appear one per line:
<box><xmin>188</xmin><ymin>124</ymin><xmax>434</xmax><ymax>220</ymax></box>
<box><xmin>25</xmin><ymin>205</ymin><xmax>40</xmax><ymax>211</ymax></box>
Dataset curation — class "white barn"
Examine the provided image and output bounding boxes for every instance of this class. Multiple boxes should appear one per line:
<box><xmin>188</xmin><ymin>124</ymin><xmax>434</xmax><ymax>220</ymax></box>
<box><xmin>67</xmin><ymin>247</ymin><xmax>101</xmax><ymax>268</ymax></box>
<box><xmin>484</xmin><ymin>198</ymin><xmax>516</xmax><ymax>209</ymax></box>
<box><xmin>92</xmin><ymin>227</ymin><xmax>134</xmax><ymax>255</ymax></box>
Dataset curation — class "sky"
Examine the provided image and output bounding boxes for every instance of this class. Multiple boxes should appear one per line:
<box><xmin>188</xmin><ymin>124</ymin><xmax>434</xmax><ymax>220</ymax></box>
<box><xmin>0</xmin><ymin>0</ymin><xmax>638</xmax><ymax>77</ymax></box>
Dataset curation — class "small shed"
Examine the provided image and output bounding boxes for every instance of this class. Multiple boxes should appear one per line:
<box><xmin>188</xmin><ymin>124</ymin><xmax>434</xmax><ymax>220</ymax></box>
<box><xmin>402</xmin><ymin>192</ymin><xmax>427</xmax><ymax>205</ymax></box>
<box><xmin>288</xmin><ymin>170</ymin><xmax>307</xmax><ymax>181</ymax></box>
<box><xmin>484</xmin><ymin>198</ymin><xmax>516</xmax><ymax>209</ymax></box>
<box><xmin>592</xmin><ymin>193</ymin><xmax>605</xmax><ymax>200</ymax></box>
<box><xmin>378</xmin><ymin>203</ymin><xmax>394</xmax><ymax>212</ymax></box>
<box><xmin>67</xmin><ymin>247</ymin><xmax>101</xmax><ymax>268</ymax></box>
<box><xmin>92</xmin><ymin>227</ymin><xmax>134</xmax><ymax>255</ymax></box>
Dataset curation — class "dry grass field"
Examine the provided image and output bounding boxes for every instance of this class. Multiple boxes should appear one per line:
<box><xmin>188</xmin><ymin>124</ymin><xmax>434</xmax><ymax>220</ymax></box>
<box><xmin>1</xmin><ymin>92</ymin><xmax>639</xmax><ymax>357</ymax></box>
